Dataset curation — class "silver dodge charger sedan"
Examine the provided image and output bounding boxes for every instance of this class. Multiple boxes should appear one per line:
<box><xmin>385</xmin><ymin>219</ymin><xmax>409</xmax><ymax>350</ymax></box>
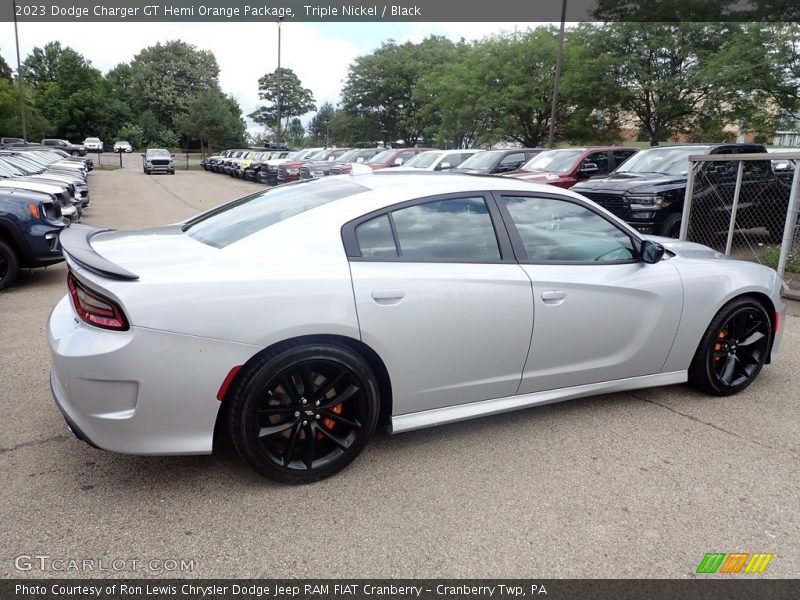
<box><xmin>48</xmin><ymin>172</ymin><xmax>787</xmax><ymax>483</ymax></box>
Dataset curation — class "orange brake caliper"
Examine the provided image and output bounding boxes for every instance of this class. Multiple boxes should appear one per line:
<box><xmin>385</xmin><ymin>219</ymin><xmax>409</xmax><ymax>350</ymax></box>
<box><xmin>713</xmin><ymin>330</ymin><xmax>725</xmax><ymax>361</ymax></box>
<box><xmin>317</xmin><ymin>404</ymin><xmax>343</xmax><ymax>440</ymax></box>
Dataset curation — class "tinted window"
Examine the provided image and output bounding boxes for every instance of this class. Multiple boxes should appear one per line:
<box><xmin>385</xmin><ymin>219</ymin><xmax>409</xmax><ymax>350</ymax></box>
<box><xmin>391</xmin><ymin>197</ymin><xmax>500</xmax><ymax>261</ymax></box>
<box><xmin>584</xmin><ymin>151</ymin><xmax>610</xmax><ymax>174</ymax></box>
<box><xmin>356</xmin><ymin>214</ymin><xmax>397</xmax><ymax>258</ymax></box>
<box><xmin>185</xmin><ymin>178</ymin><xmax>368</xmax><ymax>248</ymax></box>
<box><xmin>613</xmin><ymin>150</ymin><xmax>637</xmax><ymax>165</ymax></box>
<box><xmin>502</xmin><ymin>196</ymin><xmax>636</xmax><ymax>263</ymax></box>
<box><xmin>498</xmin><ymin>152</ymin><xmax>525</xmax><ymax>170</ymax></box>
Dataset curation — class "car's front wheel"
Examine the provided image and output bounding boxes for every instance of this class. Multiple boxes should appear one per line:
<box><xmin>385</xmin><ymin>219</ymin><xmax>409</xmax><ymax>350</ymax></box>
<box><xmin>0</xmin><ymin>239</ymin><xmax>20</xmax><ymax>290</ymax></box>
<box><xmin>689</xmin><ymin>297</ymin><xmax>773</xmax><ymax>396</ymax></box>
<box><xmin>228</xmin><ymin>341</ymin><xmax>380</xmax><ymax>484</ymax></box>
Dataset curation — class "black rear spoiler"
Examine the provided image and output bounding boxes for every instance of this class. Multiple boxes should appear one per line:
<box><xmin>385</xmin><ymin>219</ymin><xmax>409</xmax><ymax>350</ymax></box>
<box><xmin>59</xmin><ymin>224</ymin><xmax>139</xmax><ymax>281</ymax></box>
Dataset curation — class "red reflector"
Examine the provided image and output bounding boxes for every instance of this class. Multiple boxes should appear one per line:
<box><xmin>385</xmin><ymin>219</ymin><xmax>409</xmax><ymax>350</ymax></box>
<box><xmin>217</xmin><ymin>366</ymin><xmax>242</xmax><ymax>402</ymax></box>
<box><xmin>67</xmin><ymin>272</ymin><xmax>129</xmax><ymax>331</ymax></box>
<box><xmin>774</xmin><ymin>311</ymin><xmax>781</xmax><ymax>333</ymax></box>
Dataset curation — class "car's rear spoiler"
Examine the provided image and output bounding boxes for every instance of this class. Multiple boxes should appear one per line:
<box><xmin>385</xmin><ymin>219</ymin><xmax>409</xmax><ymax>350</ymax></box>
<box><xmin>59</xmin><ymin>224</ymin><xmax>139</xmax><ymax>281</ymax></box>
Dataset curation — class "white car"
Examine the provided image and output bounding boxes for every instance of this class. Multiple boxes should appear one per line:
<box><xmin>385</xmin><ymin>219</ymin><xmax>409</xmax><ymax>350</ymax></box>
<box><xmin>393</xmin><ymin>149</ymin><xmax>483</xmax><ymax>172</ymax></box>
<box><xmin>83</xmin><ymin>137</ymin><xmax>103</xmax><ymax>153</ymax></box>
<box><xmin>113</xmin><ymin>141</ymin><xmax>133</xmax><ymax>153</ymax></box>
<box><xmin>48</xmin><ymin>172</ymin><xmax>786</xmax><ymax>484</ymax></box>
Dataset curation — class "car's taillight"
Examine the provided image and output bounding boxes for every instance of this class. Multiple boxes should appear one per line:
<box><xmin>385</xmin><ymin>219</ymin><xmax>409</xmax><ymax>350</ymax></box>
<box><xmin>67</xmin><ymin>272</ymin><xmax>129</xmax><ymax>331</ymax></box>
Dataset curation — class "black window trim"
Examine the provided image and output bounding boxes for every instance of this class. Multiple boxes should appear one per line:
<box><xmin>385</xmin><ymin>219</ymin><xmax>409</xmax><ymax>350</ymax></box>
<box><xmin>490</xmin><ymin>190</ymin><xmax>645</xmax><ymax>266</ymax></box>
<box><xmin>342</xmin><ymin>191</ymin><xmax>516</xmax><ymax>264</ymax></box>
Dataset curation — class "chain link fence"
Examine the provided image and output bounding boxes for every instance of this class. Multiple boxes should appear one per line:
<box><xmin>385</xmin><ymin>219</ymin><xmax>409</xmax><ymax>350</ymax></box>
<box><xmin>679</xmin><ymin>152</ymin><xmax>800</xmax><ymax>297</ymax></box>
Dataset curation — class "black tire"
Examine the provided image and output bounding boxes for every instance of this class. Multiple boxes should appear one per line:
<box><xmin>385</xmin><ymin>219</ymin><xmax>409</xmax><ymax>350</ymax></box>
<box><xmin>228</xmin><ymin>341</ymin><xmax>380</xmax><ymax>484</ymax></box>
<box><xmin>70</xmin><ymin>151</ymin><xmax>79</xmax><ymax>156</ymax></box>
<box><xmin>688</xmin><ymin>297</ymin><xmax>773</xmax><ymax>396</ymax></box>
<box><xmin>170</xmin><ymin>170</ymin><xmax>175</xmax><ymax>175</ymax></box>
<box><xmin>659</xmin><ymin>213</ymin><xmax>682</xmax><ymax>238</ymax></box>
<box><xmin>0</xmin><ymin>239</ymin><xmax>20</xmax><ymax>291</ymax></box>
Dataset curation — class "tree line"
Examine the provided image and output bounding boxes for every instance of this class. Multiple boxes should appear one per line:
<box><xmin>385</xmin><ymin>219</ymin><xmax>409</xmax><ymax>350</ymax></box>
<box><xmin>304</xmin><ymin>23</ymin><xmax>800</xmax><ymax>148</ymax></box>
<box><xmin>0</xmin><ymin>40</ymin><xmax>247</xmax><ymax>151</ymax></box>
<box><xmin>1</xmin><ymin>23</ymin><xmax>799</xmax><ymax>152</ymax></box>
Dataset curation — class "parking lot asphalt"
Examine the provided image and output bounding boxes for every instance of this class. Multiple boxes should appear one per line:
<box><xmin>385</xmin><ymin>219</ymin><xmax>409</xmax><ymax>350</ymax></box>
<box><xmin>1</xmin><ymin>158</ymin><xmax>798</xmax><ymax>579</ymax></box>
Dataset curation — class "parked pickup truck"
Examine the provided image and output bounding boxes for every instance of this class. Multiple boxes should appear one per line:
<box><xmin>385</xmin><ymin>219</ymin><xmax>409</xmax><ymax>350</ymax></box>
<box><xmin>0</xmin><ymin>185</ymin><xmax>68</xmax><ymax>289</ymax></box>
<box><xmin>571</xmin><ymin>144</ymin><xmax>790</xmax><ymax>239</ymax></box>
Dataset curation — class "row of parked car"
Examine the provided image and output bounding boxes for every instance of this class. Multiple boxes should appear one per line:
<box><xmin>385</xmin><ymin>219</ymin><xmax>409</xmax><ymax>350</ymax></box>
<box><xmin>0</xmin><ymin>145</ymin><xmax>94</xmax><ymax>290</ymax></box>
<box><xmin>204</xmin><ymin>142</ymin><xmax>796</xmax><ymax>241</ymax></box>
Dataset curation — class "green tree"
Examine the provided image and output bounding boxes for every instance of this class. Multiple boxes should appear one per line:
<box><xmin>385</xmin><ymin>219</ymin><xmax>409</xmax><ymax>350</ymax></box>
<box><xmin>248</xmin><ymin>67</ymin><xmax>315</xmax><ymax>136</ymax></box>
<box><xmin>174</xmin><ymin>90</ymin><xmax>246</xmax><ymax>154</ymax></box>
<box><xmin>22</xmin><ymin>42</ymin><xmax>104</xmax><ymax>140</ymax></box>
<box><xmin>285</xmin><ymin>117</ymin><xmax>305</xmax><ymax>146</ymax></box>
<box><xmin>584</xmin><ymin>23</ymin><xmax>749</xmax><ymax>145</ymax></box>
<box><xmin>0</xmin><ymin>52</ymin><xmax>11</xmax><ymax>81</ymax></box>
<box><xmin>340</xmin><ymin>36</ymin><xmax>459</xmax><ymax>146</ymax></box>
<box><xmin>115</xmin><ymin>123</ymin><xmax>145</xmax><ymax>149</ymax></box>
<box><xmin>307</xmin><ymin>101</ymin><xmax>334</xmax><ymax>142</ymax></box>
<box><xmin>130</xmin><ymin>40</ymin><xmax>221</xmax><ymax>129</ymax></box>
<box><xmin>0</xmin><ymin>78</ymin><xmax>49</xmax><ymax>140</ymax></box>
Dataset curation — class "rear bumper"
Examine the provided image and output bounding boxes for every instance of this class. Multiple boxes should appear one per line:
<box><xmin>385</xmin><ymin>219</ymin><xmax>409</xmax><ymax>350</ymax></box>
<box><xmin>47</xmin><ymin>295</ymin><xmax>261</xmax><ymax>455</ymax></box>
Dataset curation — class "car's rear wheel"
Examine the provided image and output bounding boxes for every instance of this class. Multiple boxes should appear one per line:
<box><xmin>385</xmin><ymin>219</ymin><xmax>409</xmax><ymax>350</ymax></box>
<box><xmin>228</xmin><ymin>341</ymin><xmax>380</xmax><ymax>484</ymax></box>
<box><xmin>688</xmin><ymin>297</ymin><xmax>772</xmax><ymax>396</ymax></box>
<box><xmin>0</xmin><ymin>240</ymin><xmax>20</xmax><ymax>290</ymax></box>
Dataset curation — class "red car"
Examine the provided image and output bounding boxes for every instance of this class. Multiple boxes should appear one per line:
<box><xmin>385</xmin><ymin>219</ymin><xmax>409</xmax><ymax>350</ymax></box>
<box><xmin>365</xmin><ymin>147</ymin><xmax>434</xmax><ymax>170</ymax></box>
<box><xmin>504</xmin><ymin>146</ymin><xmax>639</xmax><ymax>189</ymax></box>
<box><xmin>278</xmin><ymin>148</ymin><xmax>351</xmax><ymax>183</ymax></box>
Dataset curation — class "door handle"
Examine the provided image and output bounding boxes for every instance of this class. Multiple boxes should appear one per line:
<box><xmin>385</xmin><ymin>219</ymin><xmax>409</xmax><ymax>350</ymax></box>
<box><xmin>371</xmin><ymin>289</ymin><xmax>405</xmax><ymax>305</ymax></box>
<box><xmin>541</xmin><ymin>290</ymin><xmax>567</xmax><ymax>304</ymax></box>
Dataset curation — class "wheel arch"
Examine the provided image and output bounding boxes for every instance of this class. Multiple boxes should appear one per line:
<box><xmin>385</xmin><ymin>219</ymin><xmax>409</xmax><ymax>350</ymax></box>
<box><xmin>213</xmin><ymin>334</ymin><xmax>393</xmax><ymax>451</ymax></box>
<box><xmin>737</xmin><ymin>291</ymin><xmax>777</xmax><ymax>364</ymax></box>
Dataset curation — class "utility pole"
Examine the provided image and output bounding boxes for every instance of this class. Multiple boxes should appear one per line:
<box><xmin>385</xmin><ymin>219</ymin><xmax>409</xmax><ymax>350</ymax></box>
<box><xmin>12</xmin><ymin>0</ymin><xmax>28</xmax><ymax>141</ymax></box>
<box><xmin>275</xmin><ymin>18</ymin><xmax>282</xmax><ymax>143</ymax></box>
<box><xmin>547</xmin><ymin>0</ymin><xmax>567</xmax><ymax>149</ymax></box>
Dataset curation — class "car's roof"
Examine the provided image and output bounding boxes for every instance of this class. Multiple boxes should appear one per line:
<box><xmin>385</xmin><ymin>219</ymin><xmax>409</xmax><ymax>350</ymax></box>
<box><xmin>341</xmin><ymin>170</ymin><xmax>584</xmax><ymax>201</ymax></box>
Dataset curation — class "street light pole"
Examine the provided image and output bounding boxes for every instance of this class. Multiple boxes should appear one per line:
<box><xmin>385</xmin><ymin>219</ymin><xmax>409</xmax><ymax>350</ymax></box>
<box><xmin>547</xmin><ymin>0</ymin><xmax>567</xmax><ymax>149</ymax></box>
<box><xmin>275</xmin><ymin>18</ymin><xmax>282</xmax><ymax>143</ymax></box>
<box><xmin>12</xmin><ymin>0</ymin><xmax>28</xmax><ymax>141</ymax></box>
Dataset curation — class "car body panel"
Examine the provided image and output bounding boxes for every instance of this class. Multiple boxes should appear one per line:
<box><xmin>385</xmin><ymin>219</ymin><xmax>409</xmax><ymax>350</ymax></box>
<box><xmin>47</xmin><ymin>173</ymin><xmax>787</xmax><ymax>455</ymax></box>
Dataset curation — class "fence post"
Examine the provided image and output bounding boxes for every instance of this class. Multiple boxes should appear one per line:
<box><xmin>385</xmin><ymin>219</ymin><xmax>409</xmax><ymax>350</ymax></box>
<box><xmin>776</xmin><ymin>159</ymin><xmax>800</xmax><ymax>281</ymax></box>
<box><xmin>724</xmin><ymin>161</ymin><xmax>745</xmax><ymax>256</ymax></box>
<box><xmin>679</xmin><ymin>161</ymin><xmax>698</xmax><ymax>240</ymax></box>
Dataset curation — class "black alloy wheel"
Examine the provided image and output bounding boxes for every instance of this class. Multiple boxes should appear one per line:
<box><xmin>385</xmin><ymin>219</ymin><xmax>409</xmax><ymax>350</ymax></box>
<box><xmin>689</xmin><ymin>297</ymin><xmax>772</xmax><ymax>396</ymax></box>
<box><xmin>229</xmin><ymin>342</ymin><xmax>379</xmax><ymax>484</ymax></box>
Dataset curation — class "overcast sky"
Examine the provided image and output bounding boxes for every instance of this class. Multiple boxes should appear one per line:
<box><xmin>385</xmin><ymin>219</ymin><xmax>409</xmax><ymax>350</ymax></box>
<box><xmin>0</xmin><ymin>21</ymin><xmax>542</xmax><ymax>133</ymax></box>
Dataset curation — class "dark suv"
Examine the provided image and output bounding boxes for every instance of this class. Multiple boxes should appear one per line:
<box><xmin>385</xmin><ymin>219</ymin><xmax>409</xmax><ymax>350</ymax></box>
<box><xmin>452</xmin><ymin>148</ymin><xmax>544</xmax><ymax>175</ymax></box>
<box><xmin>0</xmin><ymin>186</ymin><xmax>67</xmax><ymax>289</ymax></box>
<box><xmin>572</xmin><ymin>144</ymin><xmax>788</xmax><ymax>238</ymax></box>
<box><xmin>41</xmin><ymin>139</ymin><xmax>88</xmax><ymax>157</ymax></box>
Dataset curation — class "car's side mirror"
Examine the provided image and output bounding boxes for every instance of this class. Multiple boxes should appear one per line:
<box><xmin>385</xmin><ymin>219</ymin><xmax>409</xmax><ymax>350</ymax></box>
<box><xmin>578</xmin><ymin>162</ymin><xmax>599</xmax><ymax>177</ymax></box>
<box><xmin>438</xmin><ymin>162</ymin><xmax>452</xmax><ymax>171</ymax></box>
<box><xmin>641</xmin><ymin>240</ymin><xmax>666</xmax><ymax>264</ymax></box>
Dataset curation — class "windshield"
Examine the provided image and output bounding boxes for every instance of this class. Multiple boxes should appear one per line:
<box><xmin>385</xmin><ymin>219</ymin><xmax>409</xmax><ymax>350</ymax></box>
<box><xmin>307</xmin><ymin>150</ymin><xmax>327</xmax><ymax>160</ymax></box>
<box><xmin>616</xmin><ymin>146</ymin><xmax>705</xmax><ymax>176</ymax></box>
<box><xmin>147</xmin><ymin>149</ymin><xmax>170</xmax><ymax>157</ymax></box>
<box><xmin>335</xmin><ymin>149</ymin><xmax>363</xmax><ymax>162</ymax></box>
<box><xmin>455</xmin><ymin>151</ymin><xmax>498</xmax><ymax>170</ymax></box>
<box><xmin>369</xmin><ymin>150</ymin><xmax>396</xmax><ymax>164</ymax></box>
<box><xmin>184</xmin><ymin>178</ymin><xmax>368</xmax><ymax>248</ymax></box>
<box><xmin>522</xmin><ymin>150</ymin><xmax>584</xmax><ymax>173</ymax></box>
<box><xmin>403</xmin><ymin>151</ymin><xmax>442</xmax><ymax>168</ymax></box>
<box><xmin>0</xmin><ymin>160</ymin><xmax>24</xmax><ymax>176</ymax></box>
